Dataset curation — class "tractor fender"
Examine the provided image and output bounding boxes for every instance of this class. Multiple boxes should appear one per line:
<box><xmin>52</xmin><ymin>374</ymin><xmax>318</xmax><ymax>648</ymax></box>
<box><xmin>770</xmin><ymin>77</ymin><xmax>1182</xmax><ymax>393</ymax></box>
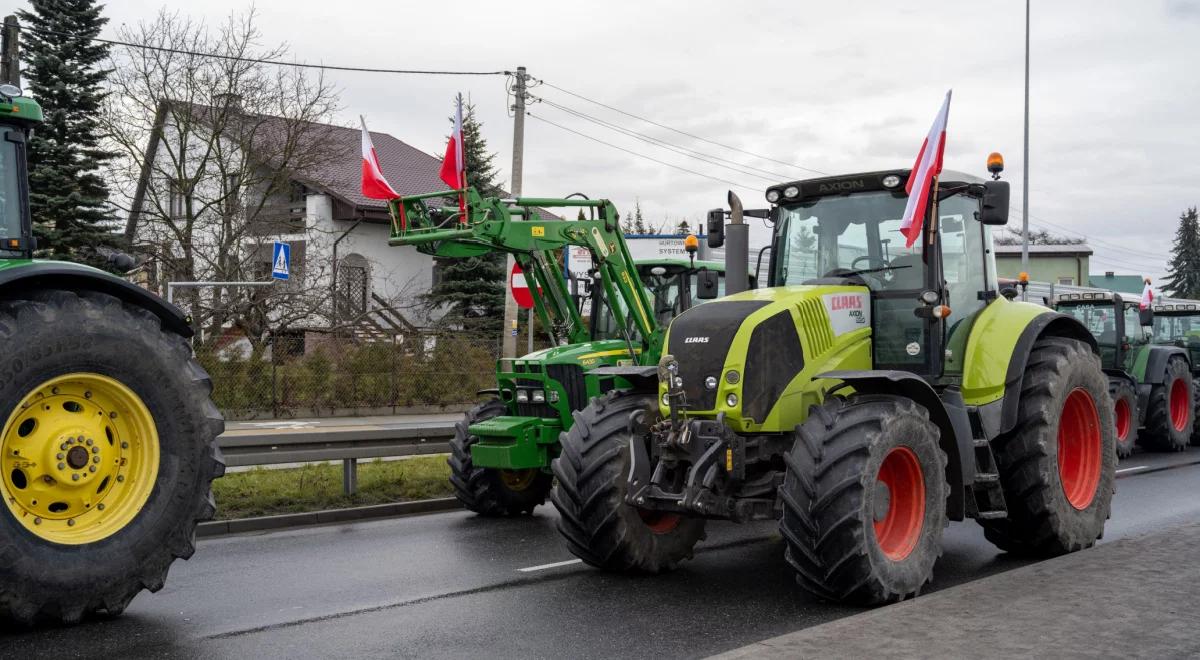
<box><xmin>998</xmin><ymin>312</ymin><xmax>1097</xmax><ymax>435</ymax></box>
<box><xmin>819</xmin><ymin>370</ymin><xmax>972</xmax><ymax>522</ymax></box>
<box><xmin>1141</xmin><ymin>345</ymin><xmax>1189</xmax><ymax>385</ymax></box>
<box><xmin>0</xmin><ymin>261</ymin><xmax>191</xmax><ymax>337</ymax></box>
<box><xmin>1103</xmin><ymin>368</ymin><xmax>1137</xmax><ymax>388</ymax></box>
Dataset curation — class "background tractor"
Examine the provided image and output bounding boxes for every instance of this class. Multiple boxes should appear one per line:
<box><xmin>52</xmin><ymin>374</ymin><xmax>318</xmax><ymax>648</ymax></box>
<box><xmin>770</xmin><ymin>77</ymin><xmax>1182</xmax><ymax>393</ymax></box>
<box><xmin>387</xmin><ymin>189</ymin><xmax>746</xmax><ymax>515</ymax></box>
<box><xmin>1054</xmin><ymin>292</ymin><xmax>1192</xmax><ymax>455</ymax></box>
<box><xmin>551</xmin><ymin>159</ymin><xmax>1117</xmax><ymax>605</ymax></box>
<box><xmin>0</xmin><ymin>87</ymin><xmax>224</xmax><ymax>624</ymax></box>
<box><xmin>1151</xmin><ymin>301</ymin><xmax>1200</xmax><ymax>446</ymax></box>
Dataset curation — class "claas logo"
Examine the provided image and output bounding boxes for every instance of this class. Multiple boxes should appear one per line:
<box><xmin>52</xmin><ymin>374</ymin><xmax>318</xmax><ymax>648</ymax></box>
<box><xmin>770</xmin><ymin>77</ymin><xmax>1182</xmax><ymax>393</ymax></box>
<box><xmin>828</xmin><ymin>295</ymin><xmax>863</xmax><ymax>311</ymax></box>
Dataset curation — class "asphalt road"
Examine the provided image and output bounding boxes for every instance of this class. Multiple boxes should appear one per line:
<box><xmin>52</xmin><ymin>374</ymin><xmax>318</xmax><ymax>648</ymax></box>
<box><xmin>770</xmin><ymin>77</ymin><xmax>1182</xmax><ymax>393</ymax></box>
<box><xmin>3</xmin><ymin>450</ymin><xmax>1200</xmax><ymax>660</ymax></box>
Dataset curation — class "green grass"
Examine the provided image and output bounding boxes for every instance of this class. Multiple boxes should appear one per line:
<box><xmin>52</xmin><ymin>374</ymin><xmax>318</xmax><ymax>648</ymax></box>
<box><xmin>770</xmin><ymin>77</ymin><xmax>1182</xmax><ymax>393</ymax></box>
<box><xmin>211</xmin><ymin>456</ymin><xmax>454</xmax><ymax>520</ymax></box>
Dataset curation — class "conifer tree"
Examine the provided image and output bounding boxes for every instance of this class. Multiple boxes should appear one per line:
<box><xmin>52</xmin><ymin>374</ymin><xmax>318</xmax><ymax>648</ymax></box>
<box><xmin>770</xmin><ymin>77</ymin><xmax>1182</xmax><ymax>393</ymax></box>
<box><xmin>18</xmin><ymin>0</ymin><xmax>121</xmax><ymax>267</ymax></box>
<box><xmin>1164</xmin><ymin>207</ymin><xmax>1200</xmax><ymax>298</ymax></box>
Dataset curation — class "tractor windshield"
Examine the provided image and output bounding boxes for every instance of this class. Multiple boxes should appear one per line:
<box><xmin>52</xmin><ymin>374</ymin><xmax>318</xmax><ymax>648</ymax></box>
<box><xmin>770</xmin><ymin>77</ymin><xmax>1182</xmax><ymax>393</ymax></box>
<box><xmin>0</xmin><ymin>125</ymin><xmax>23</xmax><ymax>255</ymax></box>
<box><xmin>592</xmin><ymin>268</ymin><xmax>722</xmax><ymax>341</ymax></box>
<box><xmin>1153</xmin><ymin>313</ymin><xmax>1200</xmax><ymax>366</ymax></box>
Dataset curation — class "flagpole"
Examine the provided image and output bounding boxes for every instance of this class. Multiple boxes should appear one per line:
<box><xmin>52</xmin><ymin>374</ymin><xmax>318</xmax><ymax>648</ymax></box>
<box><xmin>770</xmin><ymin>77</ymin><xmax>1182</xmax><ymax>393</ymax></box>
<box><xmin>1021</xmin><ymin>0</ymin><xmax>1030</xmax><ymax>277</ymax></box>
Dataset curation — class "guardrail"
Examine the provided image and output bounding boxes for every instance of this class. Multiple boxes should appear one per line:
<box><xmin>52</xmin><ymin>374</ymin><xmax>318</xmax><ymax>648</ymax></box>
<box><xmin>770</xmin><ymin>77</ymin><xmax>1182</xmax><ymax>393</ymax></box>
<box><xmin>217</xmin><ymin>421</ymin><xmax>457</xmax><ymax>494</ymax></box>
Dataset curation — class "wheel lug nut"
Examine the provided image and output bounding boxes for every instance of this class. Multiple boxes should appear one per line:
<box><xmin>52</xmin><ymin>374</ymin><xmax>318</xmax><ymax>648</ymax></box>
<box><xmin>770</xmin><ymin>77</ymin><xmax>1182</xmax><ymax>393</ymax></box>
<box><xmin>109</xmin><ymin>412</ymin><xmax>117</xmax><ymax>419</ymax></box>
<box><xmin>84</xmin><ymin>391</ymin><xmax>92</xmax><ymax>399</ymax></box>
<box><xmin>34</xmin><ymin>517</ymin><xmax>42</xmax><ymax>525</ymax></box>
<box><xmin>89</xmin><ymin>466</ymin><xmax>96</xmax><ymax>473</ymax></box>
<box><xmin>56</xmin><ymin>453</ymin><xmax>64</xmax><ymax>460</ymax></box>
<box><xmin>92</xmin><ymin>456</ymin><xmax>100</xmax><ymax>464</ymax></box>
<box><xmin>117</xmin><ymin>475</ymin><xmax>124</xmax><ymax>482</ymax></box>
<box><xmin>51</xmin><ymin>387</ymin><xmax>59</xmax><ymax>394</ymax></box>
<box><xmin>92</xmin><ymin>446</ymin><xmax>100</xmax><ymax>454</ymax></box>
<box><xmin>57</xmin><ymin>462</ymin><xmax>66</xmax><ymax>470</ymax></box>
<box><xmin>97</xmin><ymin>503</ymin><xmax>105</xmax><ymax>511</ymax></box>
<box><xmin>86</xmin><ymin>438</ymin><xmax>93</xmax><ymax>446</ymax></box>
<box><xmin>67</xmin><ymin>519</ymin><xmax>75</xmax><ymax>526</ymax></box>
<box><xmin>121</xmin><ymin>442</ymin><xmax>128</xmax><ymax>449</ymax></box>
<box><xmin>72</xmin><ymin>474</ymin><xmax>80</xmax><ymax>481</ymax></box>
<box><xmin>60</xmin><ymin>443</ymin><xmax>68</xmax><ymax>450</ymax></box>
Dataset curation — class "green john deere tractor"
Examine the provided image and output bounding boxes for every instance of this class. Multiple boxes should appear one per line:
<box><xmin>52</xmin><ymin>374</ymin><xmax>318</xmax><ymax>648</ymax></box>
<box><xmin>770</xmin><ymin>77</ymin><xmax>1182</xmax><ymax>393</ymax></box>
<box><xmin>386</xmin><ymin>188</ymin><xmax>744</xmax><ymax>515</ymax></box>
<box><xmin>1054</xmin><ymin>292</ymin><xmax>1192</xmax><ymax>455</ymax></box>
<box><xmin>1151</xmin><ymin>300</ymin><xmax>1200</xmax><ymax>446</ymax></box>
<box><xmin>551</xmin><ymin>158</ymin><xmax>1117</xmax><ymax>604</ymax></box>
<box><xmin>0</xmin><ymin>88</ymin><xmax>224</xmax><ymax>624</ymax></box>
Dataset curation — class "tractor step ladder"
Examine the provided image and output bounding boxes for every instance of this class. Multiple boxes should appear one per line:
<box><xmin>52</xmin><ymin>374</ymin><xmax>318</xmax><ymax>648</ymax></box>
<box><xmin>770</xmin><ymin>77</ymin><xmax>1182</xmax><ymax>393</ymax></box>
<box><xmin>968</xmin><ymin>436</ymin><xmax>1008</xmax><ymax>520</ymax></box>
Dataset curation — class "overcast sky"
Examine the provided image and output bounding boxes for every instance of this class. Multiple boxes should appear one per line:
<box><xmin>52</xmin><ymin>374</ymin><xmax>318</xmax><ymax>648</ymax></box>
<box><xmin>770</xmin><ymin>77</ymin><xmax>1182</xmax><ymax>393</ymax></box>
<box><xmin>101</xmin><ymin>0</ymin><xmax>1200</xmax><ymax>279</ymax></box>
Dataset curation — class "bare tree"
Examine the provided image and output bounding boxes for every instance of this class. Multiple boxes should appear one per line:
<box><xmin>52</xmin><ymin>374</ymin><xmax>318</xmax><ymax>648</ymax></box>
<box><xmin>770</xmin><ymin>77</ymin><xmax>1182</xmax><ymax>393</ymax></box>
<box><xmin>104</xmin><ymin>8</ymin><xmax>345</xmax><ymax>348</ymax></box>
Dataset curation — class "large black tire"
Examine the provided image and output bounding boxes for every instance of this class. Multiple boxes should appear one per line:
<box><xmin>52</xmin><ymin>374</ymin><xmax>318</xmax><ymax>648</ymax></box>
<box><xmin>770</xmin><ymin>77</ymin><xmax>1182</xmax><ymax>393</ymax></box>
<box><xmin>0</xmin><ymin>290</ymin><xmax>224</xmax><ymax>625</ymax></box>
<box><xmin>1110</xmin><ymin>378</ymin><xmax>1138</xmax><ymax>459</ymax></box>
<box><xmin>780</xmin><ymin>395</ymin><xmax>947</xmax><ymax>605</ymax></box>
<box><xmin>447</xmin><ymin>399</ymin><xmax>552</xmax><ymax>516</ymax></box>
<box><xmin>1140</xmin><ymin>356</ymin><xmax>1192</xmax><ymax>452</ymax></box>
<box><xmin>979</xmin><ymin>337</ymin><xmax>1115</xmax><ymax>556</ymax></box>
<box><xmin>550</xmin><ymin>390</ymin><xmax>706</xmax><ymax>572</ymax></box>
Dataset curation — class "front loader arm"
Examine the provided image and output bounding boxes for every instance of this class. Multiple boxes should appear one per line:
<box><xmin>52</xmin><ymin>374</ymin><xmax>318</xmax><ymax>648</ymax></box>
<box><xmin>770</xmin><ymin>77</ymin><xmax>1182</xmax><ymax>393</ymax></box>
<box><xmin>386</xmin><ymin>188</ymin><xmax>660</xmax><ymax>357</ymax></box>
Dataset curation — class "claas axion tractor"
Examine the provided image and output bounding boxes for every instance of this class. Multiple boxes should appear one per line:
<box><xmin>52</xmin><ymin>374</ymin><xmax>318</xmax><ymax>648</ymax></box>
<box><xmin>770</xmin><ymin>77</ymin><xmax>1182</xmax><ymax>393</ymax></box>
<box><xmin>1053</xmin><ymin>292</ymin><xmax>1193</xmax><ymax>456</ymax></box>
<box><xmin>0</xmin><ymin>88</ymin><xmax>224</xmax><ymax>624</ymax></box>
<box><xmin>386</xmin><ymin>189</ymin><xmax>744</xmax><ymax>515</ymax></box>
<box><xmin>551</xmin><ymin>155</ymin><xmax>1118</xmax><ymax>604</ymax></box>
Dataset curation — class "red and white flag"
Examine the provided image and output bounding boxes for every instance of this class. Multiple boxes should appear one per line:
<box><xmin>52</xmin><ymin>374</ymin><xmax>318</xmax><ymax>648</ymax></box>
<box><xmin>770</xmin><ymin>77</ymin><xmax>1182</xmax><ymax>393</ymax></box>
<box><xmin>360</xmin><ymin>116</ymin><xmax>400</xmax><ymax>200</ymax></box>
<box><xmin>899</xmin><ymin>90</ymin><xmax>952</xmax><ymax>248</ymax></box>
<box><xmin>1141</xmin><ymin>280</ymin><xmax>1155</xmax><ymax>310</ymax></box>
<box><xmin>439</xmin><ymin>94</ymin><xmax>467</xmax><ymax>220</ymax></box>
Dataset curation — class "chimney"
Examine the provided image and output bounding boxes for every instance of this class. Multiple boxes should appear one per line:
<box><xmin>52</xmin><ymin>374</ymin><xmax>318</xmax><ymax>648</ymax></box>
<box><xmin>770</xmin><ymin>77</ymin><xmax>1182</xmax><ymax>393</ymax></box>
<box><xmin>214</xmin><ymin>92</ymin><xmax>243</xmax><ymax>113</ymax></box>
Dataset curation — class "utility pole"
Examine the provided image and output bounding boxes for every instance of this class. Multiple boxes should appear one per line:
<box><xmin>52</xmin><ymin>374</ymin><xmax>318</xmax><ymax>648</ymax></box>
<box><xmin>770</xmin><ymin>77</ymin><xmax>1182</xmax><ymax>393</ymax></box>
<box><xmin>1</xmin><ymin>16</ymin><xmax>20</xmax><ymax>86</ymax></box>
<box><xmin>1021</xmin><ymin>0</ymin><xmax>1030</xmax><ymax>276</ymax></box>
<box><xmin>502</xmin><ymin>66</ymin><xmax>527</xmax><ymax>358</ymax></box>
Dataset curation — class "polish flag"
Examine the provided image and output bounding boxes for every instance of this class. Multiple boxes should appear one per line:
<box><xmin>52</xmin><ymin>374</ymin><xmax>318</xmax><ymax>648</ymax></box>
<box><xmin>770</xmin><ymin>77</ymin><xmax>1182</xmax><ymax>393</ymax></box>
<box><xmin>360</xmin><ymin>116</ymin><xmax>400</xmax><ymax>200</ymax></box>
<box><xmin>1141</xmin><ymin>280</ymin><xmax>1155</xmax><ymax>310</ymax></box>
<box><xmin>899</xmin><ymin>90</ymin><xmax>952</xmax><ymax>248</ymax></box>
<box><xmin>439</xmin><ymin>94</ymin><xmax>467</xmax><ymax>220</ymax></box>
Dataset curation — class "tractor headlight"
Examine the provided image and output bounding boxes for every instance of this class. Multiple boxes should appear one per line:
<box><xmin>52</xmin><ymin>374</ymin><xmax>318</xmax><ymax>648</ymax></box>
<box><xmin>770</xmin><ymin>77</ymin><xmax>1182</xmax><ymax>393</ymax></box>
<box><xmin>726</xmin><ymin>393</ymin><xmax>738</xmax><ymax>407</ymax></box>
<box><xmin>784</xmin><ymin>185</ymin><xmax>800</xmax><ymax>198</ymax></box>
<box><xmin>882</xmin><ymin>174</ymin><xmax>901</xmax><ymax>188</ymax></box>
<box><xmin>516</xmin><ymin>390</ymin><xmax>529</xmax><ymax>403</ymax></box>
<box><xmin>704</xmin><ymin>376</ymin><xmax>718</xmax><ymax>390</ymax></box>
<box><xmin>674</xmin><ymin>377</ymin><xmax>683</xmax><ymax>387</ymax></box>
<box><xmin>547</xmin><ymin>390</ymin><xmax>559</xmax><ymax>403</ymax></box>
<box><xmin>532</xmin><ymin>390</ymin><xmax>546</xmax><ymax>403</ymax></box>
<box><xmin>725</xmin><ymin>370</ymin><xmax>740</xmax><ymax>384</ymax></box>
<box><xmin>766</xmin><ymin>190</ymin><xmax>781</xmax><ymax>203</ymax></box>
<box><xmin>661</xmin><ymin>393</ymin><xmax>670</xmax><ymax>407</ymax></box>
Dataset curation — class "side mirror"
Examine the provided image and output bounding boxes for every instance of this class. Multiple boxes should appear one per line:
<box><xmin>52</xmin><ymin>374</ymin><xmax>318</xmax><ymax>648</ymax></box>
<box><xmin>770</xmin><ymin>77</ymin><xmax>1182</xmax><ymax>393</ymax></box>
<box><xmin>706</xmin><ymin>209</ymin><xmax>725</xmax><ymax>248</ymax></box>
<box><xmin>980</xmin><ymin>180</ymin><xmax>1010</xmax><ymax>225</ymax></box>
<box><xmin>696</xmin><ymin>269</ymin><xmax>720</xmax><ymax>299</ymax></box>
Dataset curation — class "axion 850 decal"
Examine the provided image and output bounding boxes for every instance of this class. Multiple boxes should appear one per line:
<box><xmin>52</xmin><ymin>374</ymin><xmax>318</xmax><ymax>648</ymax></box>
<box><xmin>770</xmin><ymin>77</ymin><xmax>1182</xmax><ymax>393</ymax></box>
<box><xmin>821</xmin><ymin>292</ymin><xmax>870</xmax><ymax>336</ymax></box>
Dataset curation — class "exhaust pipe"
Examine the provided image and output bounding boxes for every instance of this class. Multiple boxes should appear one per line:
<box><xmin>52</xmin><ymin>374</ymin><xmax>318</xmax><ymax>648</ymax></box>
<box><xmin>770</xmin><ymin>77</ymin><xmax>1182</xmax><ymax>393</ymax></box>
<box><xmin>725</xmin><ymin>191</ymin><xmax>750</xmax><ymax>295</ymax></box>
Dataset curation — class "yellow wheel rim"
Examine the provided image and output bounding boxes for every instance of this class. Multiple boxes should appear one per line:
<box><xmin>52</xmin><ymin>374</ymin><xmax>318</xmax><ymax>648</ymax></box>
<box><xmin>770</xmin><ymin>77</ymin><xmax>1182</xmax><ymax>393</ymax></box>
<box><xmin>498</xmin><ymin>469</ymin><xmax>537</xmax><ymax>492</ymax></box>
<box><xmin>1</xmin><ymin>373</ymin><xmax>160</xmax><ymax>545</ymax></box>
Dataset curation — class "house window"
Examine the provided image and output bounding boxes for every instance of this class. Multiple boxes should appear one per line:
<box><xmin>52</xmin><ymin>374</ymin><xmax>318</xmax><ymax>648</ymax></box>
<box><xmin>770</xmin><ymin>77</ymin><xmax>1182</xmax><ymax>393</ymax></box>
<box><xmin>168</xmin><ymin>179</ymin><xmax>186</xmax><ymax>218</ymax></box>
<box><xmin>1058</xmin><ymin>277</ymin><xmax>1074</xmax><ymax>285</ymax></box>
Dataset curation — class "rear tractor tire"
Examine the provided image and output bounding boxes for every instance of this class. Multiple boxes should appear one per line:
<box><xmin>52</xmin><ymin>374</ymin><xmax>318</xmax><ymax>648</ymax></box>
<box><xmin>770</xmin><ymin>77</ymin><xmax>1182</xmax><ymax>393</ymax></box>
<box><xmin>780</xmin><ymin>394</ymin><xmax>947</xmax><ymax>605</ymax></box>
<box><xmin>1140</xmin><ymin>357</ymin><xmax>1192</xmax><ymax>452</ymax></box>
<box><xmin>448</xmin><ymin>399</ymin><xmax>552</xmax><ymax>516</ymax></box>
<box><xmin>0</xmin><ymin>289</ymin><xmax>225</xmax><ymax>625</ymax></box>
<box><xmin>1110</xmin><ymin>378</ymin><xmax>1137</xmax><ymax>459</ymax></box>
<box><xmin>980</xmin><ymin>337</ymin><xmax>1115</xmax><ymax>556</ymax></box>
<box><xmin>551</xmin><ymin>390</ymin><xmax>706</xmax><ymax>572</ymax></box>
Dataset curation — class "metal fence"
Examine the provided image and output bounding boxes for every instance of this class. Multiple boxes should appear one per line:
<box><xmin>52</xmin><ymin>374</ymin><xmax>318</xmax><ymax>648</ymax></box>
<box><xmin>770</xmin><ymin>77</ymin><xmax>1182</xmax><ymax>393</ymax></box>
<box><xmin>197</xmin><ymin>332</ymin><xmax>502</xmax><ymax>419</ymax></box>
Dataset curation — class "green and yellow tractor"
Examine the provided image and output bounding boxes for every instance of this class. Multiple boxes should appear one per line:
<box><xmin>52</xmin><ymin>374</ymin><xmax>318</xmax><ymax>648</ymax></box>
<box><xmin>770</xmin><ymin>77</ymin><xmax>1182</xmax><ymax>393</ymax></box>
<box><xmin>1054</xmin><ymin>292</ymin><xmax>1192</xmax><ymax>455</ymax></box>
<box><xmin>1151</xmin><ymin>300</ymin><xmax>1200</xmax><ymax>446</ymax></box>
<box><xmin>387</xmin><ymin>189</ymin><xmax>743</xmax><ymax>515</ymax></box>
<box><xmin>0</xmin><ymin>88</ymin><xmax>224</xmax><ymax>623</ymax></box>
<box><xmin>551</xmin><ymin>158</ymin><xmax>1117</xmax><ymax>604</ymax></box>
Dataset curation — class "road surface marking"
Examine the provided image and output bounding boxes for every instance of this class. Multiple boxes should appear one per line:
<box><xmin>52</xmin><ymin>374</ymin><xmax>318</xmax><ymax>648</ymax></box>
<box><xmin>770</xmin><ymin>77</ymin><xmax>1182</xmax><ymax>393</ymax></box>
<box><xmin>518</xmin><ymin>559</ymin><xmax>583</xmax><ymax>572</ymax></box>
<box><xmin>1116</xmin><ymin>466</ymin><xmax>1148</xmax><ymax>474</ymax></box>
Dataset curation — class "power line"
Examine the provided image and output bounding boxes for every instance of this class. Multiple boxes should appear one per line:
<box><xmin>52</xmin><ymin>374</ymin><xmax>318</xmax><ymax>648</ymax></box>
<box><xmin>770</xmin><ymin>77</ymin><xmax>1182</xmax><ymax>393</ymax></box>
<box><xmin>18</xmin><ymin>24</ymin><xmax>508</xmax><ymax>76</ymax></box>
<box><xmin>1011</xmin><ymin>204</ymin><xmax>1166</xmax><ymax>260</ymax></box>
<box><xmin>532</xmin><ymin>95</ymin><xmax>789</xmax><ymax>182</ymax></box>
<box><xmin>526</xmin><ymin>112</ymin><xmax>761</xmax><ymax>193</ymax></box>
<box><xmin>537</xmin><ymin>79</ymin><xmax>828</xmax><ymax>176</ymax></box>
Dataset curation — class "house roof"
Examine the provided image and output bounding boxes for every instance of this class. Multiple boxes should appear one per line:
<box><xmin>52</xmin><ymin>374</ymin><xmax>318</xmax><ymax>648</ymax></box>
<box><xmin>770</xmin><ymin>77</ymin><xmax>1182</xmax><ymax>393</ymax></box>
<box><xmin>993</xmin><ymin>243</ymin><xmax>1093</xmax><ymax>256</ymax></box>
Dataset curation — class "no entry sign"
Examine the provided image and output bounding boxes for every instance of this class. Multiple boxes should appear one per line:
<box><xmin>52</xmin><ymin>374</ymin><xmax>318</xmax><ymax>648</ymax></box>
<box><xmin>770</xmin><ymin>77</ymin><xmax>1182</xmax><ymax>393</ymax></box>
<box><xmin>509</xmin><ymin>263</ymin><xmax>541</xmax><ymax>309</ymax></box>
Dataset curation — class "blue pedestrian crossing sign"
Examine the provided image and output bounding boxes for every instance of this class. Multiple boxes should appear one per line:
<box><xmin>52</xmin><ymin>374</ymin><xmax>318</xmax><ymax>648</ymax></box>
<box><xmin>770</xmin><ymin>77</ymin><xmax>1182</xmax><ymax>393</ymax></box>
<box><xmin>271</xmin><ymin>242</ymin><xmax>290</xmax><ymax>280</ymax></box>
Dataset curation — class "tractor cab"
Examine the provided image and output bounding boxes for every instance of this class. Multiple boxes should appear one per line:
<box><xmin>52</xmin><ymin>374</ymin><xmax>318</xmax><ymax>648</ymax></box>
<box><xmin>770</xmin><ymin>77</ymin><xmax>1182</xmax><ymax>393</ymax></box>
<box><xmin>0</xmin><ymin>84</ymin><xmax>38</xmax><ymax>260</ymax></box>
<box><xmin>764</xmin><ymin>168</ymin><xmax>1008</xmax><ymax>377</ymax></box>
<box><xmin>591</xmin><ymin>259</ymin><xmax>747</xmax><ymax>340</ymax></box>
<box><xmin>1151</xmin><ymin>302</ymin><xmax>1200</xmax><ymax>371</ymax></box>
<box><xmin>1054</xmin><ymin>292</ymin><xmax>1148</xmax><ymax>372</ymax></box>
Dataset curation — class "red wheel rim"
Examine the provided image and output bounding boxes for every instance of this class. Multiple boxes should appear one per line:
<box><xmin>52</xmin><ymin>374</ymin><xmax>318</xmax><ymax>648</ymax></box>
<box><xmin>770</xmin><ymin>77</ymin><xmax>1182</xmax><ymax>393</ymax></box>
<box><xmin>1169</xmin><ymin>379</ymin><xmax>1189</xmax><ymax>431</ymax></box>
<box><xmin>638</xmin><ymin>509</ymin><xmax>680</xmax><ymax>534</ymax></box>
<box><xmin>1058</xmin><ymin>388</ymin><xmax>1102</xmax><ymax>511</ymax></box>
<box><xmin>873</xmin><ymin>446</ymin><xmax>925</xmax><ymax>561</ymax></box>
<box><xmin>1114</xmin><ymin>398</ymin><xmax>1131</xmax><ymax>441</ymax></box>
